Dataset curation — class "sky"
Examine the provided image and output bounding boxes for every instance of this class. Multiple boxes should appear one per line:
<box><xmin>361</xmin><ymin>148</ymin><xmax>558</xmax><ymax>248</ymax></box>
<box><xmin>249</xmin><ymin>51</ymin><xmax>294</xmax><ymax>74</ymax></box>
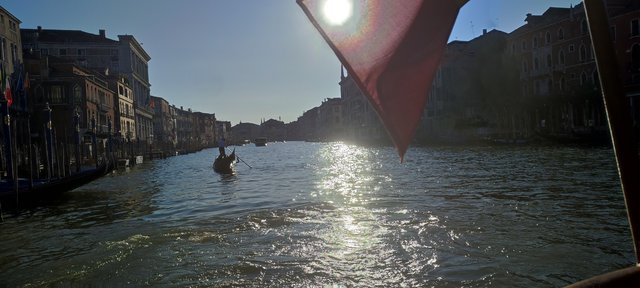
<box><xmin>4</xmin><ymin>0</ymin><xmax>580</xmax><ymax>125</ymax></box>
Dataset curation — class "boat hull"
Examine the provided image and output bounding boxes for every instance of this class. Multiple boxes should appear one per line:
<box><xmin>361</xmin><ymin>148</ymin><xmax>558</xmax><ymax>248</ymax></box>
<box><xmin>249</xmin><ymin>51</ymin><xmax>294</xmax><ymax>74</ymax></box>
<box><xmin>213</xmin><ymin>151</ymin><xmax>236</xmax><ymax>174</ymax></box>
<box><xmin>0</xmin><ymin>162</ymin><xmax>113</xmax><ymax>207</ymax></box>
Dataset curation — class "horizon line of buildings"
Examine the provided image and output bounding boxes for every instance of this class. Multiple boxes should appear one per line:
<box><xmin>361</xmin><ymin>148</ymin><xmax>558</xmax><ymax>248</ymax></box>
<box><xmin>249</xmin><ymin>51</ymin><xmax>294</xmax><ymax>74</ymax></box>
<box><xmin>278</xmin><ymin>0</ymin><xmax>640</xmax><ymax>146</ymax></box>
<box><xmin>2</xmin><ymin>2</ymin><xmax>640</xmax><ymax>155</ymax></box>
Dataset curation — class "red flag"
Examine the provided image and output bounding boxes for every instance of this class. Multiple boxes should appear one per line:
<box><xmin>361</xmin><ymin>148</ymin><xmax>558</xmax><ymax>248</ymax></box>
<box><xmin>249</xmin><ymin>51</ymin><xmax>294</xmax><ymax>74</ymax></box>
<box><xmin>4</xmin><ymin>76</ymin><xmax>12</xmax><ymax>107</ymax></box>
<box><xmin>298</xmin><ymin>0</ymin><xmax>467</xmax><ymax>161</ymax></box>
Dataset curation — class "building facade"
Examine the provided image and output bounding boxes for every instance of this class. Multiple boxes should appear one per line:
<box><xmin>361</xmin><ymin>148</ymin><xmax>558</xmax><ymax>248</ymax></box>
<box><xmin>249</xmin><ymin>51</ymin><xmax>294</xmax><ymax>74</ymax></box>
<box><xmin>0</xmin><ymin>6</ymin><xmax>22</xmax><ymax>75</ymax></box>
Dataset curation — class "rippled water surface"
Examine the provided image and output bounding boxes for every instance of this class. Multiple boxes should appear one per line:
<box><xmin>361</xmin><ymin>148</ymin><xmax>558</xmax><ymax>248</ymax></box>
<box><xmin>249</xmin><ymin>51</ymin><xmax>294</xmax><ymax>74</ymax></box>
<box><xmin>0</xmin><ymin>142</ymin><xmax>634</xmax><ymax>287</ymax></box>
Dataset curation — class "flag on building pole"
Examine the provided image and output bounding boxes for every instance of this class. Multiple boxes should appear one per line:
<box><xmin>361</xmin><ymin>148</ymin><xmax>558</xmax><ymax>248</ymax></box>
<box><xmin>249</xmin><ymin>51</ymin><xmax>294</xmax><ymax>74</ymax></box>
<box><xmin>5</xmin><ymin>74</ymin><xmax>12</xmax><ymax>107</ymax></box>
<box><xmin>297</xmin><ymin>0</ymin><xmax>468</xmax><ymax>161</ymax></box>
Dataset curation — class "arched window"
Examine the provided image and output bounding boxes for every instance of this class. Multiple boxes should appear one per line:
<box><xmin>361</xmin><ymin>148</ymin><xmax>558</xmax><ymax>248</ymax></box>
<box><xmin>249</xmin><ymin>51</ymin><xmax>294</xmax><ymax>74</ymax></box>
<box><xmin>559</xmin><ymin>76</ymin><xmax>565</xmax><ymax>91</ymax></box>
<box><xmin>579</xmin><ymin>44</ymin><xmax>587</xmax><ymax>61</ymax></box>
<box><xmin>581</xmin><ymin>19</ymin><xmax>589</xmax><ymax>35</ymax></box>
<box><xmin>522</xmin><ymin>60</ymin><xmax>529</xmax><ymax>73</ymax></box>
<box><xmin>558</xmin><ymin>50</ymin><xmax>565</xmax><ymax>65</ymax></box>
<box><xmin>558</xmin><ymin>28</ymin><xmax>565</xmax><ymax>40</ymax></box>
<box><xmin>580</xmin><ymin>71</ymin><xmax>588</xmax><ymax>85</ymax></box>
<box><xmin>533</xmin><ymin>37</ymin><xmax>538</xmax><ymax>48</ymax></box>
<box><xmin>547</xmin><ymin>54</ymin><xmax>553</xmax><ymax>68</ymax></box>
<box><xmin>534</xmin><ymin>57</ymin><xmax>539</xmax><ymax>70</ymax></box>
<box><xmin>545</xmin><ymin>31</ymin><xmax>551</xmax><ymax>44</ymax></box>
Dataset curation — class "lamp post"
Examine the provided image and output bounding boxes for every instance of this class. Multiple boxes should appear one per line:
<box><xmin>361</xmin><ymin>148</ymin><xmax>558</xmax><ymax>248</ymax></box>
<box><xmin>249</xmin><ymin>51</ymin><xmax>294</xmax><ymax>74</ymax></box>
<box><xmin>1</xmin><ymin>95</ymin><xmax>12</xmax><ymax>181</ymax></box>
<box><xmin>44</xmin><ymin>103</ymin><xmax>53</xmax><ymax>181</ymax></box>
<box><xmin>91</xmin><ymin>116</ymin><xmax>97</xmax><ymax>167</ymax></box>
<box><xmin>73</xmin><ymin>108</ymin><xmax>80</xmax><ymax>172</ymax></box>
<box><xmin>148</xmin><ymin>134</ymin><xmax>154</xmax><ymax>160</ymax></box>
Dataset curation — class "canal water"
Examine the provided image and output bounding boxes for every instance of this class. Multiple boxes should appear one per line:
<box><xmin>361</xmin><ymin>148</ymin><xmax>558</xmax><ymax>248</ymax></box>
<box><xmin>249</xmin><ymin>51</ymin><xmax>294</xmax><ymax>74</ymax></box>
<box><xmin>0</xmin><ymin>142</ymin><xmax>634</xmax><ymax>287</ymax></box>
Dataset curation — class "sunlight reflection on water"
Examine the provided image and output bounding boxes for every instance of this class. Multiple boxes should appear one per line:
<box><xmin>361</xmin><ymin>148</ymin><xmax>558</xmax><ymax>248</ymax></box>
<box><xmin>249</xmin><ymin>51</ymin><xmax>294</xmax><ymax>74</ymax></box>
<box><xmin>0</xmin><ymin>142</ymin><xmax>633</xmax><ymax>287</ymax></box>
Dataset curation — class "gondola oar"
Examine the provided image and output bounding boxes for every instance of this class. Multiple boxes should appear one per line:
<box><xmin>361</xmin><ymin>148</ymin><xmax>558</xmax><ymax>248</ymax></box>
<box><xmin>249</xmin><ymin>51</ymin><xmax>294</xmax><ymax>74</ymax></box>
<box><xmin>236</xmin><ymin>155</ymin><xmax>252</xmax><ymax>169</ymax></box>
<box><xmin>224</xmin><ymin>147</ymin><xmax>252</xmax><ymax>169</ymax></box>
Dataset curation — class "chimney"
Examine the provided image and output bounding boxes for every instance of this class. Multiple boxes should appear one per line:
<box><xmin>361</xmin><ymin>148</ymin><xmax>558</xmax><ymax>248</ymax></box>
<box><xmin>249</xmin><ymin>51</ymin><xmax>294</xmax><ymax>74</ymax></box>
<box><xmin>37</xmin><ymin>26</ymin><xmax>42</xmax><ymax>32</ymax></box>
<box><xmin>483</xmin><ymin>29</ymin><xmax>487</xmax><ymax>35</ymax></box>
<box><xmin>99</xmin><ymin>29</ymin><xmax>106</xmax><ymax>38</ymax></box>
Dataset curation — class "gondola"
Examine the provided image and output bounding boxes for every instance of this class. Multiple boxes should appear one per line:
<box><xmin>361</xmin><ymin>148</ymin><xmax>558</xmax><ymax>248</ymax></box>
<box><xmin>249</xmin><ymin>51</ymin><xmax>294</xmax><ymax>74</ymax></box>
<box><xmin>213</xmin><ymin>149</ymin><xmax>236</xmax><ymax>174</ymax></box>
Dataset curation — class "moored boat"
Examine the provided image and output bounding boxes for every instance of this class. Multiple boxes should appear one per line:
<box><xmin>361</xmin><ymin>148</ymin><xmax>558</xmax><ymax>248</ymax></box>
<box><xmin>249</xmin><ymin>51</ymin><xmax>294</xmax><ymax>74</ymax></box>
<box><xmin>0</xmin><ymin>161</ymin><xmax>114</xmax><ymax>207</ymax></box>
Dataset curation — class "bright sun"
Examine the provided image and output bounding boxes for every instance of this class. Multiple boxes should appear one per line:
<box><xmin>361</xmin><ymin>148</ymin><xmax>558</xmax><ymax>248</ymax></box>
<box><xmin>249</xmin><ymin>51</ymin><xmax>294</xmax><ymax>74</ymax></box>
<box><xmin>322</xmin><ymin>0</ymin><xmax>352</xmax><ymax>26</ymax></box>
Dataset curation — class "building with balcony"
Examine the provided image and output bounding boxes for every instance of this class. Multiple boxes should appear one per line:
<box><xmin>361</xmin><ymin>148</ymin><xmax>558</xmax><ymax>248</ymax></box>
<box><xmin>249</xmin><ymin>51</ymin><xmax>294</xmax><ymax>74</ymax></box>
<box><xmin>108</xmin><ymin>75</ymin><xmax>135</xmax><ymax>141</ymax></box>
<box><xmin>20</xmin><ymin>27</ymin><xmax>153</xmax><ymax>142</ymax></box>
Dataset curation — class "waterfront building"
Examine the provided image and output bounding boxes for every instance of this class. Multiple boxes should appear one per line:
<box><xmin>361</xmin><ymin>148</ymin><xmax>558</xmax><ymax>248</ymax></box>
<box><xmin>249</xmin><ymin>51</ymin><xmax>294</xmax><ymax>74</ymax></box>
<box><xmin>216</xmin><ymin>120</ymin><xmax>231</xmax><ymax>143</ymax></box>
<box><xmin>295</xmin><ymin>107</ymin><xmax>319</xmax><ymax>141</ymax></box>
<box><xmin>175</xmin><ymin>106</ymin><xmax>193</xmax><ymax>152</ymax></box>
<box><xmin>108</xmin><ymin>75</ymin><xmax>135</xmax><ymax>141</ymax></box>
<box><xmin>23</xmin><ymin>54</ymin><xmax>116</xmax><ymax>165</ymax></box>
<box><xmin>317</xmin><ymin>97</ymin><xmax>343</xmax><ymax>141</ymax></box>
<box><xmin>607</xmin><ymin>0</ymin><xmax>640</xmax><ymax>135</ymax></box>
<box><xmin>231</xmin><ymin>122</ymin><xmax>260</xmax><ymax>144</ymax></box>
<box><xmin>118</xmin><ymin>35</ymin><xmax>153</xmax><ymax>144</ymax></box>
<box><xmin>339</xmin><ymin>69</ymin><xmax>387</xmax><ymax>144</ymax></box>
<box><xmin>260</xmin><ymin>119</ymin><xmax>286</xmax><ymax>142</ymax></box>
<box><xmin>507</xmin><ymin>4</ymin><xmax>609</xmax><ymax>143</ymax></box>
<box><xmin>151</xmin><ymin>96</ymin><xmax>177</xmax><ymax>152</ymax></box>
<box><xmin>20</xmin><ymin>28</ymin><xmax>154</xmax><ymax>143</ymax></box>
<box><xmin>422</xmin><ymin>29</ymin><xmax>511</xmax><ymax>144</ymax></box>
<box><xmin>193</xmin><ymin>111</ymin><xmax>217</xmax><ymax>148</ymax></box>
<box><xmin>0</xmin><ymin>6</ymin><xmax>22</xmax><ymax>75</ymax></box>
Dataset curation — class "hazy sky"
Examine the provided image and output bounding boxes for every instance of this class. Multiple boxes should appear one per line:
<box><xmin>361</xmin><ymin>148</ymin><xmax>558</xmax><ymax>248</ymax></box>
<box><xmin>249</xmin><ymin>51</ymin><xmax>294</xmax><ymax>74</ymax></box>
<box><xmin>5</xmin><ymin>0</ymin><xmax>579</xmax><ymax>125</ymax></box>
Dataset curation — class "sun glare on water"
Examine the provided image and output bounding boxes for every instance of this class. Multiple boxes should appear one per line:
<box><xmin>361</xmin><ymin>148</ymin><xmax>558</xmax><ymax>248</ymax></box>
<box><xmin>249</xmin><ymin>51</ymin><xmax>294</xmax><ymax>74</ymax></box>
<box><xmin>322</xmin><ymin>0</ymin><xmax>353</xmax><ymax>25</ymax></box>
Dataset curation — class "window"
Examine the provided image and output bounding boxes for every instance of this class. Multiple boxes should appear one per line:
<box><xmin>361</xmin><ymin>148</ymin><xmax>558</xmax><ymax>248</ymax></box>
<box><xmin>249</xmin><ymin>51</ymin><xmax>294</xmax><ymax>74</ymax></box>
<box><xmin>579</xmin><ymin>44</ymin><xmax>587</xmax><ymax>61</ymax></box>
<box><xmin>611</xmin><ymin>26</ymin><xmax>616</xmax><ymax>41</ymax></box>
<box><xmin>558</xmin><ymin>28</ymin><xmax>564</xmax><ymax>40</ymax></box>
<box><xmin>533</xmin><ymin>37</ymin><xmax>538</xmax><ymax>48</ymax></box>
<box><xmin>78</xmin><ymin>49</ymin><xmax>85</xmax><ymax>56</ymax></box>
<box><xmin>632</xmin><ymin>19</ymin><xmax>639</xmax><ymax>37</ymax></box>
<box><xmin>632</xmin><ymin>44</ymin><xmax>640</xmax><ymax>71</ymax></box>
<box><xmin>0</xmin><ymin>38</ymin><xmax>5</xmax><ymax>61</ymax></box>
<box><xmin>522</xmin><ymin>40</ymin><xmax>527</xmax><ymax>50</ymax></box>
<box><xmin>560</xmin><ymin>77</ymin><xmax>565</xmax><ymax>91</ymax></box>
<box><xmin>522</xmin><ymin>60</ymin><xmax>529</xmax><ymax>73</ymax></box>
<box><xmin>534</xmin><ymin>57</ymin><xmax>539</xmax><ymax>70</ymax></box>
<box><xmin>581</xmin><ymin>19</ymin><xmax>589</xmax><ymax>35</ymax></box>
<box><xmin>59</xmin><ymin>48</ymin><xmax>67</xmax><ymax>56</ymax></box>
<box><xmin>580</xmin><ymin>71</ymin><xmax>588</xmax><ymax>85</ymax></box>
<box><xmin>547</xmin><ymin>54</ymin><xmax>552</xmax><ymax>67</ymax></box>
<box><xmin>558</xmin><ymin>50</ymin><xmax>565</xmax><ymax>65</ymax></box>
<box><xmin>569</xmin><ymin>44</ymin><xmax>575</xmax><ymax>52</ymax></box>
<box><xmin>545</xmin><ymin>31</ymin><xmax>551</xmax><ymax>44</ymax></box>
<box><xmin>51</xmin><ymin>85</ymin><xmax>63</xmax><ymax>103</ymax></box>
<box><xmin>512</xmin><ymin>43</ymin><xmax>516</xmax><ymax>54</ymax></box>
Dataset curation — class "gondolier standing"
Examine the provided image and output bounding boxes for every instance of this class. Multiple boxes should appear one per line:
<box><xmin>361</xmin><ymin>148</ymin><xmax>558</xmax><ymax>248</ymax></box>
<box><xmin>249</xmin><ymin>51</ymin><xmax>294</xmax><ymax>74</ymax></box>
<box><xmin>218</xmin><ymin>137</ymin><xmax>226</xmax><ymax>157</ymax></box>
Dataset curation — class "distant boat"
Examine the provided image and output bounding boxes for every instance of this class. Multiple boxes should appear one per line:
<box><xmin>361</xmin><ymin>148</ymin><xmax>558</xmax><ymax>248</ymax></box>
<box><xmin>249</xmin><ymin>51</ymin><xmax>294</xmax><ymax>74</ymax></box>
<box><xmin>254</xmin><ymin>137</ymin><xmax>267</xmax><ymax>147</ymax></box>
<box><xmin>213</xmin><ymin>149</ymin><xmax>236</xmax><ymax>174</ymax></box>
